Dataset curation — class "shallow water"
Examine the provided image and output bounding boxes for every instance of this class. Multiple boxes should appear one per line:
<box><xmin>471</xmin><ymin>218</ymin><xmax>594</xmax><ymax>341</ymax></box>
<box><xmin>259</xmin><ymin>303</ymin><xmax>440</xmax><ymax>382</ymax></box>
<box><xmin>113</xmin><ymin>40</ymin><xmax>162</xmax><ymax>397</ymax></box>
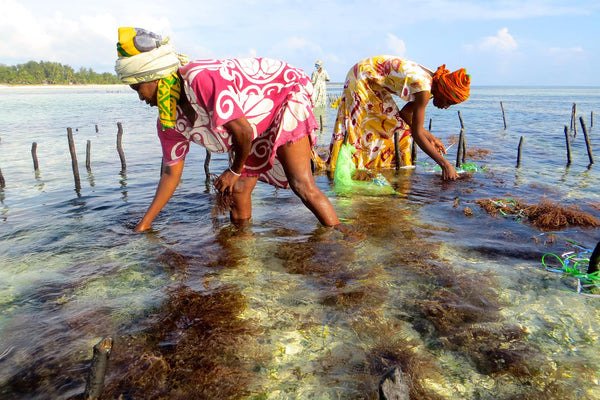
<box><xmin>1</xmin><ymin>85</ymin><xmax>600</xmax><ymax>399</ymax></box>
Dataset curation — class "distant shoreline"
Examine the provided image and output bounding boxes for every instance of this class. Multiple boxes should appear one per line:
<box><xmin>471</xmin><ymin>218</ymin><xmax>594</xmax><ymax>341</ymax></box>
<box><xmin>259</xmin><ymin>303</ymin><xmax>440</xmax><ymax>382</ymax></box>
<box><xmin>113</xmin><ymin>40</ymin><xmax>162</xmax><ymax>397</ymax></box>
<box><xmin>0</xmin><ymin>83</ymin><xmax>128</xmax><ymax>90</ymax></box>
<box><xmin>1</xmin><ymin>83</ymin><xmax>597</xmax><ymax>91</ymax></box>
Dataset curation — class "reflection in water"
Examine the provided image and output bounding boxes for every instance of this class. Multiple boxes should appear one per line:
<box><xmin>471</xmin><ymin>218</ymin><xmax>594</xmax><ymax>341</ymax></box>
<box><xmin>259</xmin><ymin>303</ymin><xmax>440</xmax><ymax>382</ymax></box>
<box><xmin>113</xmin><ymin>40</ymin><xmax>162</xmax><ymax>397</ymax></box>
<box><xmin>87</xmin><ymin>171</ymin><xmax>95</xmax><ymax>188</ymax></box>
<box><xmin>119</xmin><ymin>171</ymin><xmax>128</xmax><ymax>200</ymax></box>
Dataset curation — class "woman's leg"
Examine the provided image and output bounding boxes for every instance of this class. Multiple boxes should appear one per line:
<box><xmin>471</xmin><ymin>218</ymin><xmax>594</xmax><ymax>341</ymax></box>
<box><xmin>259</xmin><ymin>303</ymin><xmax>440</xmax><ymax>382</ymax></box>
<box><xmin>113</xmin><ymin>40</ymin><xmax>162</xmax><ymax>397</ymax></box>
<box><xmin>277</xmin><ymin>136</ymin><xmax>341</xmax><ymax>227</ymax></box>
<box><xmin>230</xmin><ymin>175</ymin><xmax>259</xmax><ymax>227</ymax></box>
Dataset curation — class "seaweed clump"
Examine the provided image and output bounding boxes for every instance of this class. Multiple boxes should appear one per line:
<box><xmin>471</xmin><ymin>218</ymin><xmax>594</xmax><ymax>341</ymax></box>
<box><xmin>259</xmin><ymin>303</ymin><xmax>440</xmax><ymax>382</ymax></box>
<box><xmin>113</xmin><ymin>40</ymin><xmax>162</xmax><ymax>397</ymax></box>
<box><xmin>352</xmin><ymin>169</ymin><xmax>376</xmax><ymax>182</ymax></box>
<box><xmin>476</xmin><ymin>198</ymin><xmax>600</xmax><ymax>230</ymax></box>
<box><xmin>209</xmin><ymin>174</ymin><xmax>234</xmax><ymax>217</ymax></box>
<box><xmin>99</xmin><ymin>285</ymin><xmax>265</xmax><ymax>400</ymax></box>
<box><xmin>524</xmin><ymin>199</ymin><xmax>600</xmax><ymax>230</ymax></box>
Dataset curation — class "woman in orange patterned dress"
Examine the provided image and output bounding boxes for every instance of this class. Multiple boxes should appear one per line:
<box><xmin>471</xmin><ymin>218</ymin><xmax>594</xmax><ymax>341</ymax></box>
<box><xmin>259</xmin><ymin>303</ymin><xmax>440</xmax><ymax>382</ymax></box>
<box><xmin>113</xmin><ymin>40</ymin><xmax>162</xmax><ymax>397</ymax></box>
<box><xmin>323</xmin><ymin>55</ymin><xmax>470</xmax><ymax>181</ymax></box>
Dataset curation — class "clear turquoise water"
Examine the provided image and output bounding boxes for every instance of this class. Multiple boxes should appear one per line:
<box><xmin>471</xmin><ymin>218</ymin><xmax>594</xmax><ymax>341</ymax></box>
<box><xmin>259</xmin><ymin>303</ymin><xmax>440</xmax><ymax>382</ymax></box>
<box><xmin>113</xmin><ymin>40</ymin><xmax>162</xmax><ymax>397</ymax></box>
<box><xmin>1</xmin><ymin>85</ymin><xmax>599</xmax><ymax>399</ymax></box>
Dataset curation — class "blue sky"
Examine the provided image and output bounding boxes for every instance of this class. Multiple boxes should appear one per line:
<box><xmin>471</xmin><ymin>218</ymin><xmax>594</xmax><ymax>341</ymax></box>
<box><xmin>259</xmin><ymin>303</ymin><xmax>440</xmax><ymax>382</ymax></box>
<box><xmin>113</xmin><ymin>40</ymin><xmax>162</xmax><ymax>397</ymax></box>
<box><xmin>1</xmin><ymin>0</ymin><xmax>599</xmax><ymax>85</ymax></box>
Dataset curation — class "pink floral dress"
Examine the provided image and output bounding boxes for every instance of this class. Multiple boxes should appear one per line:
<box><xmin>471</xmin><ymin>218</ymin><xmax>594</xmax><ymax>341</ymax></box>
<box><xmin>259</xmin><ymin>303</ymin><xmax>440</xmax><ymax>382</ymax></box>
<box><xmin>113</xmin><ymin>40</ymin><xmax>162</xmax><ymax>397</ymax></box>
<box><xmin>158</xmin><ymin>58</ymin><xmax>318</xmax><ymax>188</ymax></box>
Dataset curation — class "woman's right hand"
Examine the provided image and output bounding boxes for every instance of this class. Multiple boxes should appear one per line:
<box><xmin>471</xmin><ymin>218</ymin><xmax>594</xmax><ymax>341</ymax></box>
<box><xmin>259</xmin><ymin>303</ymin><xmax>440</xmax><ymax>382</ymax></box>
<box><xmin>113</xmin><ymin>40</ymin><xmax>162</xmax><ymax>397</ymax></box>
<box><xmin>134</xmin><ymin>220</ymin><xmax>151</xmax><ymax>232</ymax></box>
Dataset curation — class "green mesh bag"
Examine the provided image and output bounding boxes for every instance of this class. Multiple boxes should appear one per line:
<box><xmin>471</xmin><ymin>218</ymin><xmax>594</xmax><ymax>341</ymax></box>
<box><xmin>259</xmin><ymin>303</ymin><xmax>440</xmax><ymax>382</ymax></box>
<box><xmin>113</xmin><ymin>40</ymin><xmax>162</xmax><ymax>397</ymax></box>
<box><xmin>333</xmin><ymin>144</ymin><xmax>397</xmax><ymax>196</ymax></box>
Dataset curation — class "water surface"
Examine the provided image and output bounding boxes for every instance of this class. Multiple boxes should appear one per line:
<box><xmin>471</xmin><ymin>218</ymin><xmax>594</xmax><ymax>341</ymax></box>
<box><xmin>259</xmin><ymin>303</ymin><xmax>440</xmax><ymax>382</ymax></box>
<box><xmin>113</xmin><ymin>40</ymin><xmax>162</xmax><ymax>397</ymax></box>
<box><xmin>1</xmin><ymin>85</ymin><xmax>599</xmax><ymax>399</ymax></box>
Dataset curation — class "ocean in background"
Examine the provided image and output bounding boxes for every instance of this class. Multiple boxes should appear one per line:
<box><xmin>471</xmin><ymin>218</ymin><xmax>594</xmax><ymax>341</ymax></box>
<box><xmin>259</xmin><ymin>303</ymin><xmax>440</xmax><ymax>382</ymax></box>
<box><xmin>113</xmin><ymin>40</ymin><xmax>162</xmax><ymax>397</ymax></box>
<box><xmin>1</xmin><ymin>84</ymin><xmax>600</xmax><ymax>399</ymax></box>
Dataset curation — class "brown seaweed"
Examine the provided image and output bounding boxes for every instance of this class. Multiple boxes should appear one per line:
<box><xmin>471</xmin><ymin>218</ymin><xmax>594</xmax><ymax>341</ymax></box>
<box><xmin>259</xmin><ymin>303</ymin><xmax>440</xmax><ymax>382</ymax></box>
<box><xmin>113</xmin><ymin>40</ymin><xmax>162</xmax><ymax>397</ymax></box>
<box><xmin>99</xmin><ymin>285</ymin><xmax>265</xmax><ymax>400</ymax></box>
<box><xmin>209</xmin><ymin>173</ymin><xmax>234</xmax><ymax>217</ymax></box>
<box><xmin>476</xmin><ymin>197</ymin><xmax>600</xmax><ymax>230</ymax></box>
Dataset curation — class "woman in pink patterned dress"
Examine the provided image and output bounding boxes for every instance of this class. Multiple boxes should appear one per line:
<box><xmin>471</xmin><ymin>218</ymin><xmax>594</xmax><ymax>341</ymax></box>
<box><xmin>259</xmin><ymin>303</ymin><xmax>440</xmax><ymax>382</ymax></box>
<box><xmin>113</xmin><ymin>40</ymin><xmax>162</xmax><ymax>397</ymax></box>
<box><xmin>115</xmin><ymin>27</ymin><xmax>342</xmax><ymax>232</ymax></box>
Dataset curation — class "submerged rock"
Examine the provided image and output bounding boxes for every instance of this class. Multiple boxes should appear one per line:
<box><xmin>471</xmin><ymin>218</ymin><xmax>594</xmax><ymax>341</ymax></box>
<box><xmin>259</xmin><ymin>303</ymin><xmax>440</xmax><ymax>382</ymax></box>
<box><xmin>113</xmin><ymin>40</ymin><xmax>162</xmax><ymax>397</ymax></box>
<box><xmin>379</xmin><ymin>367</ymin><xmax>410</xmax><ymax>400</ymax></box>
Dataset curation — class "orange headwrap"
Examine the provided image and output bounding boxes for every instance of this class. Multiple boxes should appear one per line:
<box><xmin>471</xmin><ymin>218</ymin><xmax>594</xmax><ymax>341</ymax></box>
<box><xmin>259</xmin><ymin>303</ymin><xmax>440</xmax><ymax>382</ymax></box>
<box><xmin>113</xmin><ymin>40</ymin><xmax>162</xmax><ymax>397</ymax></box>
<box><xmin>432</xmin><ymin>65</ymin><xmax>471</xmax><ymax>104</ymax></box>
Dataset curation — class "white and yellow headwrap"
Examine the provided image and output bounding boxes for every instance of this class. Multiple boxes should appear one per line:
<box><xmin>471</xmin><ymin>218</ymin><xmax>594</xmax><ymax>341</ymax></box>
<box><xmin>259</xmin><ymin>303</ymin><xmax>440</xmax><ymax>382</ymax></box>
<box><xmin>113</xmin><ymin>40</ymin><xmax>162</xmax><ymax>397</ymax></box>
<box><xmin>115</xmin><ymin>27</ymin><xmax>189</xmax><ymax>129</ymax></box>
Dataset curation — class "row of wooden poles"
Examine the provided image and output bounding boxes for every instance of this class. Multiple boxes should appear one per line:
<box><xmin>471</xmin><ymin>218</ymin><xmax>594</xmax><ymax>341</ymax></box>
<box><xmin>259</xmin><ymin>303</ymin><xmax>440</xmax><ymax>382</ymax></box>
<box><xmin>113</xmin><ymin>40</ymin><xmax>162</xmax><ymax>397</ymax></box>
<box><xmin>65</xmin><ymin>123</ymin><xmax>127</xmax><ymax>193</ymax></box>
<box><xmin>514</xmin><ymin>103</ymin><xmax>594</xmax><ymax>168</ymax></box>
<box><xmin>390</xmin><ymin>102</ymin><xmax>595</xmax><ymax>171</ymax></box>
<box><xmin>0</xmin><ymin>123</ymin><xmax>120</xmax><ymax>191</ymax></box>
<box><xmin>0</xmin><ymin>121</ymin><xmax>215</xmax><ymax>193</ymax></box>
<box><xmin>0</xmin><ymin>103</ymin><xmax>596</xmax><ymax>189</ymax></box>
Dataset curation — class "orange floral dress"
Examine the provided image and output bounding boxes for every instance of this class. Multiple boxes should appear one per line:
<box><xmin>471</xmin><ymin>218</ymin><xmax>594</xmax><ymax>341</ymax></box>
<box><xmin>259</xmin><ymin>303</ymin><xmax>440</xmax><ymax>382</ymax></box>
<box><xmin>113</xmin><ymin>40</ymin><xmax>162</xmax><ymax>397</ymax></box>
<box><xmin>321</xmin><ymin>55</ymin><xmax>432</xmax><ymax>170</ymax></box>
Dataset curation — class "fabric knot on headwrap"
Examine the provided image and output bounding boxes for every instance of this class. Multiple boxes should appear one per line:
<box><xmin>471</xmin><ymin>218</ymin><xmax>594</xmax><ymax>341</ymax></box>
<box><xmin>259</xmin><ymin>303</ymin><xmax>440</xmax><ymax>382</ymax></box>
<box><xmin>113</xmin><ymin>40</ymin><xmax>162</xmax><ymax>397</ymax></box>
<box><xmin>432</xmin><ymin>65</ymin><xmax>471</xmax><ymax>104</ymax></box>
<box><xmin>115</xmin><ymin>27</ymin><xmax>190</xmax><ymax>130</ymax></box>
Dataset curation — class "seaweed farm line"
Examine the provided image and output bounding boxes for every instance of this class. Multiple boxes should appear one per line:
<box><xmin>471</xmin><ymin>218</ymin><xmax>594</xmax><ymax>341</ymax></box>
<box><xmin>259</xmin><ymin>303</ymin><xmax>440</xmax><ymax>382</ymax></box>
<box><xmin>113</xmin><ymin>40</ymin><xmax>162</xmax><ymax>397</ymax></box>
<box><xmin>1</xmin><ymin>85</ymin><xmax>600</xmax><ymax>399</ymax></box>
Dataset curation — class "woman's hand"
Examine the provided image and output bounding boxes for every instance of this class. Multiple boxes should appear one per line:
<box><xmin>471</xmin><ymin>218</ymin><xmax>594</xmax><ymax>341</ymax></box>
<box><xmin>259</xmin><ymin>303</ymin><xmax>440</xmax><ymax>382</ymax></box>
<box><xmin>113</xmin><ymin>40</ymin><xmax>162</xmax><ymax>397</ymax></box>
<box><xmin>134</xmin><ymin>220</ymin><xmax>152</xmax><ymax>232</ymax></box>
<box><xmin>440</xmin><ymin>161</ymin><xmax>459</xmax><ymax>181</ymax></box>
<box><xmin>214</xmin><ymin>168</ymin><xmax>241</xmax><ymax>194</ymax></box>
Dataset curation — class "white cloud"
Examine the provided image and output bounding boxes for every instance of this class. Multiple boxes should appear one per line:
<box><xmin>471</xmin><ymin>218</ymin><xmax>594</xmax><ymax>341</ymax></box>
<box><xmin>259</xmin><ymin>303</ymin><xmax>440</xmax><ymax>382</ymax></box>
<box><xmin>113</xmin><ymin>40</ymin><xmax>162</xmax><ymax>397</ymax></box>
<box><xmin>548</xmin><ymin>46</ymin><xmax>584</xmax><ymax>54</ymax></box>
<box><xmin>480</xmin><ymin>28</ymin><xmax>518</xmax><ymax>52</ymax></box>
<box><xmin>386</xmin><ymin>34</ymin><xmax>406</xmax><ymax>56</ymax></box>
<box><xmin>286</xmin><ymin>37</ymin><xmax>310</xmax><ymax>50</ymax></box>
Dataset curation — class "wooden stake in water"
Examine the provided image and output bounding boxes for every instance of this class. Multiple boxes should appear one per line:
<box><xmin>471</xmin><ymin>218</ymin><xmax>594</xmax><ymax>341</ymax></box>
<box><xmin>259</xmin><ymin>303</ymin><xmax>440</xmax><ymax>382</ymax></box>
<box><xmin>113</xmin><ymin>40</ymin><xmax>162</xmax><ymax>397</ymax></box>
<box><xmin>571</xmin><ymin>103</ymin><xmax>578</xmax><ymax>137</ymax></box>
<box><xmin>411</xmin><ymin>139</ymin><xmax>417</xmax><ymax>164</ymax></box>
<box><xmin>84</xmin><ymin>337</ymin><xmax>113</xmax><ymax>400</ymax></box>
<box><xmin>580</xmin><ymin>116</ymin><xmax>594</xmax><ymax>165</ymax></box>
<box><xmin>456</xmin><ymin>129</ymin><xmax>464</xmax><ymax>168</ymax></box>
<box><xmin>320</xmin><ymin>115</ymin><xmax>323</xmax><ymax>133</ymax></box>
<box><xmin>86</xmin><ymin>140</ymin><xmax>92</xmax><ymax>171</ymax></box>
<box><xmin>458</xmin><ymin>110</ymin><xmax>465</xmax><ymax>130</ymax></box>
<box><xmin>516</xmin><ymin>136</ymin><xmax>524</xmax><ymax>168</ymax></box>
<box><xmin>31</xmin><ymin>142</ymin><xmax>39</xmax><ymax>172</ymax></box>
<box><xmin>592</xmin><ymin>111</ymin><xmax>595</xmax><ymax>128</ymax></box>
<box><xmin>500</xmin><ymin>101</ymin><xmax>507</xmax><ymax>130</ymax></box>
<box><xmin>0</xmin><ymin>168</ymin><xmax>5</xmax><ymax>188</ymax></box>
<box><xmin>428</xmin><ymin>118</ymin><xmax>432</xmax><ymax>131</ymax></box>
<box><xmin>116</xmin><ymin>122</ymin><xmax>126</xmax><ymax>173</ymax></box>
<box><xmin>204</xmin><ymin>148</ymin><xmax>212</xmax><ymax>182</ymax></box>
<box><xmin>461</xmin><ymin>131</ymin><xmax>467</xmax><ymax>165</ymax></box>
<box><xmin>67</xmin><ymin>127</ymin><xmax>81</xmax><ymax>192</ymax></box>
<box><xmin>564</xmin><ymin>126</ymin><xmax>572</xmax><ymax>166</ymax></box>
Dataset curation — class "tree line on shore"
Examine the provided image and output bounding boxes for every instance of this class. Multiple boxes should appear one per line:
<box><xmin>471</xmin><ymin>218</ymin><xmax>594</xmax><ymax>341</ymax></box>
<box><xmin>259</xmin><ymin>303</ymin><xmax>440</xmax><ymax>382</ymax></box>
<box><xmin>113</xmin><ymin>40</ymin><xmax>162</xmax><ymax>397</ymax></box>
<box><xmin>0</xmin><ymin>60</ymin><xmax>120</xmax><ymax>85</ymax></box>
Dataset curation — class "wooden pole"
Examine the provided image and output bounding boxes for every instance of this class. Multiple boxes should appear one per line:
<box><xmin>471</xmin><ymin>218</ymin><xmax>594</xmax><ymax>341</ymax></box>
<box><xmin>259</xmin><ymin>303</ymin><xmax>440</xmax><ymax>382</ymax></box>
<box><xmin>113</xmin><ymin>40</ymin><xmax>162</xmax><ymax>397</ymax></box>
<box><xmin>411</xmin><ymin>139</ymin><xmax>417</xmax><ymax>164</ymax></box>
<box><xmin>95</xmin><ymin>124</ymin><xmax>99</xmax><ymax>133</ymax></box>
<box><xmin>0</xmin><ymin>168</ymin><xmax>5</xmax><ymax>188</ymax></box>
<box><xmin>571</xmin><ymin>103</ymin><xmax>578</xmax><ymax>137</ymax></box>
<box><xmin>116</xmin><ymin>122</ymin><xmax>126</xmax><ymax>173</ymax></box>
<box><xmin>457</xmin><ymin>110</ymin><xmax>465</xmax><ymax>130</ymax></box>
<box><xmin>580</xmin><ymin>116</ymin><xmax>594</xmax><ymax>165</ymax></box>
<box><xmin>394</xmin><ymin>131</ymin><xmax>400</xmax><ymax>170</ymax></box>
<box><xmin>67</xmin><ymin>127</ymin><xmax>81</xmax><ymax>192</ymax></box>
<box><xmin>455</xmin><ymin>129</ymin><xmax>464</xmax><ymax>168</ymax></box>
<box><xmin>461</xmin><ymin>131</ymin><xmax>467</xmax><ymax>165</ymax></box>
<box><xmin>500</xmin><ymin>101</ymin><xmax>507</xmax><ymax>130</ymax></box>
<box><xmin>428</xmin><ymin>118</ymin><xmax>432</xmax><ymax>131</ymax></box>
<box><xmin>564</xmin><ymin>126</ymin><xmax>572</xmax><ymax>166</ymax></box>
<box><xmin>319</xmin><ymin>115</ymin><xmax>323</xmax><ymax>133</ymax></box>
<box><xmin>204</xmin><ymin>148</ymin><xmax>212</xmax><ymax>181</ymax></box>
<box><xmin>31</xmin><ymin>142</ymin><xmax>39</xmax><ymax>171</ymax></box>
<box><xmin>516</xmin><ymin>136</ymin><xmax>524</xmax><ymax>168</ymax></box>
<box><xmin>86</xmin><ymin>140</ymin><xmax>91</xmax><ymax>171</ymax></box>
<box><xmin>592</xmin><ymin>111</ymin><xmax>594</xmax><ymax>128</ymax></box>
<box><xmin>84</xmin><ymin>337</ymin><xmax>113</xmax><ymax>400</ymax></box>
